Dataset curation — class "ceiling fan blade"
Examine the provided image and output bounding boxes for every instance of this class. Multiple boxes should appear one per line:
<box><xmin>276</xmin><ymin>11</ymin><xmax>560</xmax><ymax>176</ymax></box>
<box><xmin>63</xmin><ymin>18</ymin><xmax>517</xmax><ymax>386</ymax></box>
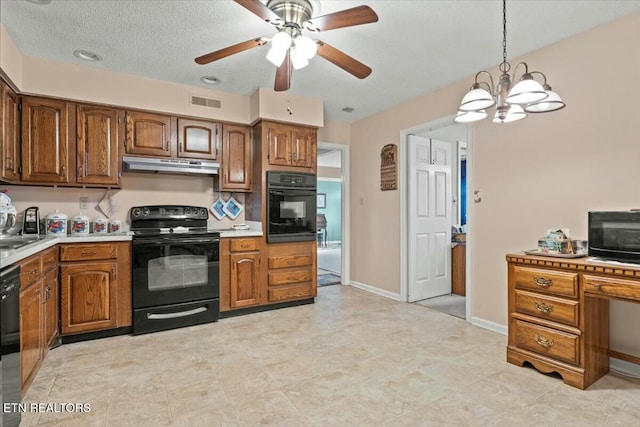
<box><xmin>306</xmin><ymin>5</ymin><xmax>378</xmax><ymax>31</ymax></box>
<box><xmin>234</xmin><ymin>0</ymin><xmax>281</xmax><ymax>23</ymax></box>
<box><xmin>316</xmin><ymin>41</ymin><xmax>372</xmax><ymax>79</ymax></box>
<box><xmin>195</xmin><ymin>38</ymin><xmax>266</xmax><ymax>65</ymax></box>
<box><xmin>274</xmin><ymin>50</ymin><xmax>292</xmax><ymax>92</ymax></box>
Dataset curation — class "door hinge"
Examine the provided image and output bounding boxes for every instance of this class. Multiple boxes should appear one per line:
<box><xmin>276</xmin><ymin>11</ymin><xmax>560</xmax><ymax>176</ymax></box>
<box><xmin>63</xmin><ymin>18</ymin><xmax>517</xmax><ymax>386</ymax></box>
<box><xmin>17</xmin><ymin>103</ymin><xmax>22</xmax><ymax>112</ymax></box>
<box><xmin>18</xmin><ymin>166</ymin><xmax>22</xmax><ymax>174</ymax></box>
<box><xmin>118</xmin><ymin>116</ymin><xmax>121</xmax><ymax>124</ymax></box>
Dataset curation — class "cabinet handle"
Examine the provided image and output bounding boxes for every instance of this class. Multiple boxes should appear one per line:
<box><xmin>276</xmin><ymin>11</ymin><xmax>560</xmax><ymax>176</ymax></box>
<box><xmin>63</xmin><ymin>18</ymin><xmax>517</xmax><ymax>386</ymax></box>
<box><xmin>592</xmin><ymin>283</ymin><xmax>603</xmax><ymax>291</ymax></box>
<box><xmin>534</xmin><ymin>301</ymin><xmax>554</xmax><ymax>314</ymax></box>
<box><xmin>535</xmin><ymin>335</ymin><xmax>554</xmax><ymax>348</ymax></box>
<box><xmin>61</xmin><ymin>165</ymin><xmax>66</xmax><ymax>177</ymax></box>
<box><xmin>533</xmin><ymin>276</ymin><xmax>552</xmax><ymax>288</ymax></box>
<box><xmin>165</xmin><ymin>141</ymin><xmax>169</xmax><ymax>151</ymax></box>
<box><xmin>81</xmin><ymin>251</ymin><xmax>96</xmax><ymax>256</ymax></box>
<box><xmin>287</xmin><ymin>259</ymin><xmax>296</xmax><ymax>265</ymax></box>
<box><xmin>6</xmin><ymin>157</ymin><xmax>12</xmax><ymax>168</ymax></box>
<box><xmin>27</xmin><ymin>269</ymin><xmax>38</xmax><ymax>276</ymax></box>
<box><xmin>178</xmin><ymin>141</ymin><xmax>182</xmax><ymax>153</ymax></box>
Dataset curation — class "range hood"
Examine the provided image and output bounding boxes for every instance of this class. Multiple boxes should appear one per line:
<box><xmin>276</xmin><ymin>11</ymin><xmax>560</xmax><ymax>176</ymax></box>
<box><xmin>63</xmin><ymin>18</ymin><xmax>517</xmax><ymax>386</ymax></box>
<box><xmin>122</xmin><ymin>156</ymin><xmax>219</xmax><ymax>176</ymax></box>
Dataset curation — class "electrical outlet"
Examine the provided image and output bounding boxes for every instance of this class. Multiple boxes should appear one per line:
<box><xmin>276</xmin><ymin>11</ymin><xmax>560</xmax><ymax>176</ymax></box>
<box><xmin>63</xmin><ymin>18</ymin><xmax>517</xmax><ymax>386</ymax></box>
<box><xmin>79</xmin><ymin>197</ymin><xmax>89</xmax><ymax>209</ymax></box>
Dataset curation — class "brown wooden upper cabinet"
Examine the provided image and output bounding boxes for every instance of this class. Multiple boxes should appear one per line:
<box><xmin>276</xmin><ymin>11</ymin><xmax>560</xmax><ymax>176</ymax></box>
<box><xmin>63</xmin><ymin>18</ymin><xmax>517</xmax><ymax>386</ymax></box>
<box><xmin>221</xmin><ymin>124</ymin><xmax>251</xmax><ymax>192</ymax></box>
<box><xmin>76</xmin><ymin>104</ymin><xmax>122</xmax><ymax>186</ymax></box>
<box><xmin>267</xmin><ymin>122</ymin><xmax>316</xmax><ymax>169</ymax></box>
<box><xmin>177</xmin><ymin>118</ymin><xmax>219</xmax><ymax>161</ymax></box>
<box><xmin>1</xmin><ymin>81</ymin><xmax>20</xmax><ymax>182</ymax></box>
<box><xmin>21</xmin><ymin>97</ymin><xmax>72</xmax><ymax>184</ymax></box>
<box><xmin>124</xmin><ymin>111</ymin><xmax>172</xmax><ymax>157</ymax></box>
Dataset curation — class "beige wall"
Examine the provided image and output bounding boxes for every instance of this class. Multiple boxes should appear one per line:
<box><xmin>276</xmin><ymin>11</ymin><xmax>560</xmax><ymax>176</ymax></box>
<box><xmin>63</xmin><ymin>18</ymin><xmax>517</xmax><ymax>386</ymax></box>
<box><xmin>0</xmin><ymin>24</ymin><xmax>22</xmax><ymax>87</ymax></box>
<box><xmin>3</xmin><ymin>174</ymin><xmax>245</xmax><ymax>232</ymax></box>
<box><xmin>250</xmin><ymin>88</ymin><xmax>323</xmax><ymax>127</ymax></box>
<box><xmin>349</xmin><ymin>12</ymin><xmax>640</xmax><ymax>355</ymax></box>
<box><xmin>318</xmin><ymin>120</ymin><xmax>351</xmax><ymax>145</ymax></box>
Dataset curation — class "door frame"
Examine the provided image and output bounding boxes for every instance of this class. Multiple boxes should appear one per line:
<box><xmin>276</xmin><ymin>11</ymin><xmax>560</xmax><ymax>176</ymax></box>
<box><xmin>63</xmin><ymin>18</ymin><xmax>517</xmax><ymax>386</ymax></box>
<box><xmin>316</xmin><ymin>141</ymin><xmax>350</xmax><ymax>285</ymax></box>
<box><xmin>399</xmin><ymin>115</ymin><xmax>474</xmax><ymax>322</ymax></box>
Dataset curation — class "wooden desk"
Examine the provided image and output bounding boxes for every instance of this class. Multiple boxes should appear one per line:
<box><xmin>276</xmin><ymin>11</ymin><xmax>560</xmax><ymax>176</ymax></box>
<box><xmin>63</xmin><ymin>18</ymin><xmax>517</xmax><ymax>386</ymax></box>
<box><xmin>506</xmin><ymin>253</ymin><xmax>640</xmax><ymax>389</ymax></box>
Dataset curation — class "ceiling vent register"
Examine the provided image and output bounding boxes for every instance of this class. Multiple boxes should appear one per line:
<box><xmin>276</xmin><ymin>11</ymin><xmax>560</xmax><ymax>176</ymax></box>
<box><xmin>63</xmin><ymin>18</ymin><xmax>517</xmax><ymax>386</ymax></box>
<box><xmin>190</xmin><ymin>95</ymin><xmax>222</xmax><ymax>109</ymax></box>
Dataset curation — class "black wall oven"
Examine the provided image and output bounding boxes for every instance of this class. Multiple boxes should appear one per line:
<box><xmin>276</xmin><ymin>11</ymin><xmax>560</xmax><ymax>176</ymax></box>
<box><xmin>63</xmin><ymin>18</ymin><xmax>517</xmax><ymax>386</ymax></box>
<box><xmin>589</xmin><ymin>210</ymin><xmax>640</xmax><ymax>263</ymax></box>
<box><xmin>130</xmin><ymin>206</ymin><xmax>219</xmax><ymax>335</ymax></box>
<box><xmin>267</xmin><ymin>171</ymin><xmax>317</xmax><ymax>243</ymax></box>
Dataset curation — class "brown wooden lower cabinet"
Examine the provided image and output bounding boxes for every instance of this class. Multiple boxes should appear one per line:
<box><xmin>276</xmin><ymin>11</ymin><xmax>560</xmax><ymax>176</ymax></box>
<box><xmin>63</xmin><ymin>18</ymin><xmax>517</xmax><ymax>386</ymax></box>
<box><xmin>18</xmin><ymin>245</ymin><xmax>58</xmax><ymax>394</ymax></box>
<box><xmin>267</xmin><ymin>241</ymin><xmax>316</xmax><ymax>303</ymax></box>
<box><xmin>59</xmin><ymin>242</ymin><xmax>131</xmax><ymax>335</ymax></box>
<box><xmin>220</xmin><ymin>237</ymin><xmax>264</xmax><ymax>311</ymax></box>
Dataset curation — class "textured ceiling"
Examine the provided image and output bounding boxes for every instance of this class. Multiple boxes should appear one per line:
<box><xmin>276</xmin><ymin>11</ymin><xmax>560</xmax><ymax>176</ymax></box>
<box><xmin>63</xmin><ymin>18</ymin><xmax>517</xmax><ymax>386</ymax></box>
<box><xmin>2</xmin><ymin>0</ymin><xmax>639</xmax><ymax>123</ymax></box>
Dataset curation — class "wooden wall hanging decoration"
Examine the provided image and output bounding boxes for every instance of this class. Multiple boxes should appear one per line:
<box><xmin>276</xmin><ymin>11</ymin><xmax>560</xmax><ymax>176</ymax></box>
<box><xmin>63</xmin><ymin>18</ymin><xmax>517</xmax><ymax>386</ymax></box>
<box><xmin>380</xmin><ymin>144</ymin><xmax>397</xmax><ymax>191</ymax></box>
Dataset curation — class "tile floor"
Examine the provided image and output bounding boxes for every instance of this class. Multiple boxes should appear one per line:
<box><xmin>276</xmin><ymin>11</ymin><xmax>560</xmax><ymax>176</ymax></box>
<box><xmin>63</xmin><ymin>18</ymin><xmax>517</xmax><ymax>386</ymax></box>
<box><xmin>21</xmin><ymin>285</ymin><xmax>640</xmax><ymax>426</ymax></box>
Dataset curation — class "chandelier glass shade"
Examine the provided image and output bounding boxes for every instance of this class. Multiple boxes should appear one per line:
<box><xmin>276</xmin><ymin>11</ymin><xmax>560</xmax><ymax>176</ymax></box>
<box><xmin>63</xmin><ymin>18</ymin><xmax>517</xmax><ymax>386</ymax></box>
<box><xmin>266</xmin><ymin>28</ymin><xmax>318</xmax><ymax>70</ymax></box>
<box><xmin>455</xmin><ymin>0</ymin><xmax>565</xmax><ymax>124</ymax></box>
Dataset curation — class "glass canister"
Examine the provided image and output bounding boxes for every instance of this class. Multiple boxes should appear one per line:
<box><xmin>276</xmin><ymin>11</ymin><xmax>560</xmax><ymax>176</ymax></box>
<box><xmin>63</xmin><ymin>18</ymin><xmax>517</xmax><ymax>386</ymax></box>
<box><xmin>109</xmin><ymin>218</ymin><xmax>122</xmax><ymax>233</ymax></box>
<box><xmin>93</xmin><ymin>217</ymin><xmax>108</xmax><ymax>234</ymax></box>
<box><xmin>46</xmin><ymin>210</ymin><xmax>67</xmax><ymax>236</ymax></box>
<box><xmin>70</xmin><ymin>212</ymin><xmax>89</xmax><ymax>235</ymax></box>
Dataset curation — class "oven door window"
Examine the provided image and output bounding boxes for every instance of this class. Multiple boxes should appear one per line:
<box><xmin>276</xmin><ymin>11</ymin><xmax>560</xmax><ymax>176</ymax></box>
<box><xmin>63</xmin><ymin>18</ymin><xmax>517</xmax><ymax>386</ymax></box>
<box><xmin>133</xmin><ymin>238</ymin><xmax>219</xmax><ymax>308</ymax></box>
<box><xmin>268</xmin><ymin>189</ymin><xmax>316</xmax><ymax>236</ymax></box>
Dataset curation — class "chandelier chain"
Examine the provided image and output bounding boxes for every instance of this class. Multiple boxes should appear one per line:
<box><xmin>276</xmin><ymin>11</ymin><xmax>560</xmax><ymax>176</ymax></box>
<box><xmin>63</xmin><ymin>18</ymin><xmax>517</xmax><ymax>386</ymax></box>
<box><xmin>502</xmin><ymin>0</ymin><xmax>507</xmax><ymax>65</ymax></box>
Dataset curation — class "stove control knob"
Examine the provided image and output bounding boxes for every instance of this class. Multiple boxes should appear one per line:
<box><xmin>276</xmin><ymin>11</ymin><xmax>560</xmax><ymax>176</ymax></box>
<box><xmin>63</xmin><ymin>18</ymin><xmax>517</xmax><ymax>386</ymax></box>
<box><xmin>185</xmin><ymin>207</ymin><xmax>192</xmax><ymax>215</ymax></box>
<box><xmin>142</xmin><ymin>208</ymin><xmax>150</xmax><ymax>217</ymax></box>
<box><xmin>199</xmin><ymin>208</ymin><xmax>207</xmax><ymax>217</ymax></box>
<box><xmin>132</xmin><ymin>208</ymin><xmax>141</xmax><ymax>218</ymax></box>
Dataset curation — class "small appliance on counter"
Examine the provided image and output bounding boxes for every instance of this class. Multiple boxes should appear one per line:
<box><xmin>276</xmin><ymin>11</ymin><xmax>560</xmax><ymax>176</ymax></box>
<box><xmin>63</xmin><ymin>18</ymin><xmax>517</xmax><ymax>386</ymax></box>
<box><xmin>46</xmin><ymin>210</ymin><xmax>67</xmax><ymax>236</ymax></box>
<box><xmin>22</xmin><ymin>206</ymin><xmax>40</xmax><ymax>235</ymax></box>
<box><xmin>70</xmin><ymin>212</ymin><xmax>89</xmax><ymax>235</ymax></box>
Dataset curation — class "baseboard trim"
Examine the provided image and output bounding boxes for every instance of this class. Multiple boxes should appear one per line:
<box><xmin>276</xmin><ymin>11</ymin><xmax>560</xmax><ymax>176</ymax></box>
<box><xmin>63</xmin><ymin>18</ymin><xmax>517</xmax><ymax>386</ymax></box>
<box><xmin>348</xmin><ymin>281</ymin><xmax>402</xmax><ymax>301</ymax></box>
<box><xmin>471</xmin><ymin>316</ymin><xmax>508</xmax><ymax>336</ymax></box>
<box><xmin>610</xmin><ymin>357</ymin><xmax>640</xmax><ymax>379</ymax></box>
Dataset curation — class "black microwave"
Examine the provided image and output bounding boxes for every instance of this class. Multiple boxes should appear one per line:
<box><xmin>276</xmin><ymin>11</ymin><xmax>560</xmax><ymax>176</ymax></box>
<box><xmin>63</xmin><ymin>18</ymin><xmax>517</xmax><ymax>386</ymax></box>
<box><xmin>588</xmin><ymin>211</ymin><xmax>640</xmax><ymax>263</ymax></box>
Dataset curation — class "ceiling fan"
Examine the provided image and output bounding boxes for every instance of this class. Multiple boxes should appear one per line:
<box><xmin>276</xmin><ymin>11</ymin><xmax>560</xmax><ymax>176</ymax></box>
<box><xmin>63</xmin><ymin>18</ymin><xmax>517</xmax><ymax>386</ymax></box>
<box><xmin>195</xmin><ymin>0</ymin><xmax>378</xmax><ymax>91</ymax></box>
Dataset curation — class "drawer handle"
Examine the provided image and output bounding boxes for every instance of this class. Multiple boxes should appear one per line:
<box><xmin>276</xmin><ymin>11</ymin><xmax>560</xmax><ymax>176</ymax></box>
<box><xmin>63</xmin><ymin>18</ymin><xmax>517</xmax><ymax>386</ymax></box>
<box><xmin>241</xmin><ymin>244</ymin><xmax>250</xmax><ymax>248</ymax></box>
<box><xmin>535</xmin><ymin>335</ymin><xmax>554</xmax><ymax>348</ymax></box>
<box><xmin>534</xmin><ymin>302</ymin><xmax>554</xmax><ymax>314</ymax></box>
<box><xmin>592</xmin><ymin>283</ymin><xmax>602</xmax><ymax>291</ymax></box>
<box><xmin>533</xmin><ymin>276</ymin><xmax>552</xmax><ymax>288</ymax></box>
<box><xmin>81</xmin><ymin>251</ymin><xmax>96</xmax><ymax>256</ymax></box>
<box><xmin>27</xmin><ymin>269</ymin><xmax>38</xmax><ymax>275</ymax></box>
<box><xmin>287</xmin><ymin>259</ymin><xmax>296</xmax><ymax>265</ymax></box>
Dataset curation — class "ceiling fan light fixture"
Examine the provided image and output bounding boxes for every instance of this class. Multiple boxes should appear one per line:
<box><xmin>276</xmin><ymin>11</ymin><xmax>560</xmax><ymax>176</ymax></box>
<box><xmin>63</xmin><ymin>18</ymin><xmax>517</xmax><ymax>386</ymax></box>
<box><xmin>271</xmin><ymin>30</ymin><xmax>292</xmax><ymax>50</ymax></box>
<box><xmin>294</xmin><ymin>35</ymin><xmax>317</xmax><ymax>59</ymax></box>
<box><xmin>266</xmin><ymin>45</ymin><xmax>288</xmax><ymax>66</ymax></box>
<box><xmin>290</xmin><ymin>46</ymin><xmax>309</xmax><ymax>69</ymax></box>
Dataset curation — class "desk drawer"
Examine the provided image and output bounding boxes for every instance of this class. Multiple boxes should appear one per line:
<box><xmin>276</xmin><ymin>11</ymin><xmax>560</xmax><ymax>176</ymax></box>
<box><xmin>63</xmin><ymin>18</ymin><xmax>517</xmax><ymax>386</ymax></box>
<box><xmin>515</xmin><ymin>290</ymin><xmax>579</xmax><ymax>327</ymax></box>
<box><xmin>583</xmin><ymin>275</ymin><xmax>640</xmax><ymax>303</ymax></box>
<box><xmin>512</xmin><ymin>319</ymin><xmax>580</xmax><ymax>365</ymax></box>
<box><xmin>513</xmin><ymin>266</ymin><xmax>578</xmax><ymax>298</ymax></box>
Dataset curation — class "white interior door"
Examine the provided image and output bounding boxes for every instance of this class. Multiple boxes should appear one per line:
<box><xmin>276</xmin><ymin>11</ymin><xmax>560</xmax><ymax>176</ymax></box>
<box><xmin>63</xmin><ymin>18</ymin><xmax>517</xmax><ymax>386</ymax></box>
<box><xmin>408</xmin><ymin>135</ymin><xmax>452</xmax><ymax>302</ymax></box>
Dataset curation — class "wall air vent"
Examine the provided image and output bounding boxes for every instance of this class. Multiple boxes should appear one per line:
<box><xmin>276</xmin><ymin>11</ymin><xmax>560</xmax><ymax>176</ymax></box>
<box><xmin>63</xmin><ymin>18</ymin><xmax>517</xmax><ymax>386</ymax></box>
<box><xmin>190</xmin><ymin>95</ymin><xmax>221</xmax><ymax>109</ymax></box>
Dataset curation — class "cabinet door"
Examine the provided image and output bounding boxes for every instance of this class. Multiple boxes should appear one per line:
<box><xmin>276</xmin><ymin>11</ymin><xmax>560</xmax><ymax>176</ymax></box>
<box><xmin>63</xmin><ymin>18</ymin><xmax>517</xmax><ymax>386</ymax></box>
<box><xmin>20</xmin><ymin>281</ymin><xmax>43</xmax><ymax>391</ymax></box>
<box><xmin>21</xmin><ymin>97</ymin><xmax>71</xmax><ymax>183</ymax></box>
<box><xmin>76</xmin><ymin>104</ymin><xmax>121</xmax><ymax>186</ymax></box>
<box><xmin>42</xmin><ymin>269</ymin><xmax>59</xmax><ymax>350</ymax></box>
<box><xmin>290</xmin><ymin>128</ymin><xmax>314</xmax><ymax>168</ymax></box>
<box><xmin>1</xmin><ymin>82</ymin><xmax>21</xmax><ymax>182</ymax></box>
<box><xmin>230</xmin><ymin>252</ymin><xmax>260</xmax><ymax>308</ymax></box>
<box><xmin>268</xmin><ymin>125</ymin><xmax>291</xmax><ymax>166</ymax></box>
<box><xmin>221</xmin><ymin>124</ymin><xmax>251</xmax><ymax>192</ymax></box>
<box><xmin>177</xmin><ymin>118</ymin><xmax>219</xmax><ymax>160</ymax></box>
<box><xmin>124</xmin><ymin>111</ymin><xmax>171</xmax><ymax>157</ymax></box>
<box><xmin>60</xmin><ymin>262</ymin><xmax>118</xmax><ymax>334</ymax></box>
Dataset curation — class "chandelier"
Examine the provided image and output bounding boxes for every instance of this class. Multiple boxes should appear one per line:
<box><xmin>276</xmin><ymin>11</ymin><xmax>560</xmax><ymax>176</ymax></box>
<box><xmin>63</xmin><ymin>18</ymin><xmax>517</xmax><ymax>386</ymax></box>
<box><xmin>454</xmin><ymin>0</ymin><xmax>565</xmax><ymax>124</ymax></box>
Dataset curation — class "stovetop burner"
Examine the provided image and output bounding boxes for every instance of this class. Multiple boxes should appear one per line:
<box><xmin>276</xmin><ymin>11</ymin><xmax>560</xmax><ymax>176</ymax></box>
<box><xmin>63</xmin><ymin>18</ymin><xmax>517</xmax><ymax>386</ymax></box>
<box><xmin>130</xmin><ymin>205</ymin><xmax>212</xmax><ymax>236</ymax></box>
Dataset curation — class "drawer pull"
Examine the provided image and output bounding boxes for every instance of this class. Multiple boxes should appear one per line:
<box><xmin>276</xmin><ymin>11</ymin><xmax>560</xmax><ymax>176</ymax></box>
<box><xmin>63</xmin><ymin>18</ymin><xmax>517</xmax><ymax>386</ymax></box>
<box><xmin>535</xmin><ymin>335</ymin><xmax>554</xmax><ymax>348</ymax></box>
<box><xmin>27</xmin><ymin>269</ymin><xmax>38</xmax><ymax>276</ymax></box>
<box><xmin>534</xmin><ymin>302</ymin><xmax>554</xmax><ymax>314</ymax></box>
<box><xmin>592</xmin><ymin>283</ymin><xmax>602</xmax><ymax>291</ymax></box>
<box><xmin>287</xmin><ymin>259</ymin><xmax>296</xmax><ymax>265</ymax></box>
<box><xmin>533</xmin><ymin>276</ymin><xmax>552</xmax><ymax>288</ymax></box>
<box><xmin>81</xmin><ymin>251</ymin><xmax>96</xmax><ymax>256</ymax></box>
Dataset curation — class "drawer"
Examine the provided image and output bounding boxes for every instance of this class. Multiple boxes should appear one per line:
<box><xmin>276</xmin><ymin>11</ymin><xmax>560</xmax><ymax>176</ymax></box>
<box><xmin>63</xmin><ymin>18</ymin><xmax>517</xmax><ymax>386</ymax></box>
<box><xmin>41</xmin><ymin>246</ymin><xmax>58</xmax><ymax>273</ymax></box>
<box><xmin>513</xmin><ymin>266</ymin><xmax>578</xmax><ymax>298</ymax></box>
<box><xmin>20</xmin><ymin>255</ymin><xmax>42</xmax><ymax>288</ymax></box>
<box><xmin>268</xmin><ymin>283</ymin><xmax>313</xmax><ymax>302</ymax></box>
<box><xmin>515</xmin><ymin>290</ymin><xmax>579</xmax><ymax>327</ymax></box>
<box><xmin>512</xmin><ymin>318</ymin><xmax>580</xmax><ymax>365</ymax></box>
<box><xmin>60</xmin><ymin>243</ymin><xmax>118</xmax><ymax>261</ymax></box>
<box><xmin>583</xmin><ymin>275</ymin><xmax>640</xmax><ymax>303</ymax></box>
<box><xmin>268</xmin><ymin>269</ymin><xmax>313</xmax><ymax>286</ymax></box>
<box><xmin>268</xmin><ymin>254</ymin><xmax>313</xmax><ymax>269</ymax></box>
<box><xmin>230</xmin><ymin>239</ymin><xmax>260</xmax><ymax>252</ymax></box>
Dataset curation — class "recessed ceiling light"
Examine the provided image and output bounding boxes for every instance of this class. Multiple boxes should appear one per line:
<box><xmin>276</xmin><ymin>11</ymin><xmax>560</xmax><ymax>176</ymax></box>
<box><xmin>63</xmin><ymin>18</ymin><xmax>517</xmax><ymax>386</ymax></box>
<box><xmin>26</xmin><ymin>0</ymin><xmax>51</xmax><ymax>4</ymax></box>
<box><xmin>342</xmin><ymin>107</ymin><xmax>355</xmax><ymax>112</ymax></box>
<box><xmin>200</xmin><ymin>76</ymin><xmax>221</xmax><ymax>85</ymax></box>
<box><xmin>73</xmin><ymin>50</ymin><xmax>102</xmax><ymax>62</ymax></box>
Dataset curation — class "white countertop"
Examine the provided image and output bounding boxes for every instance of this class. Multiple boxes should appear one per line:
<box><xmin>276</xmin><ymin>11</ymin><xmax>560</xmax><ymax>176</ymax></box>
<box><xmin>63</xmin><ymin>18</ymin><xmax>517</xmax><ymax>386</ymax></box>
<box><xmin>1</xmin><ymin>233</ymin><xmax>133</xmax><ymax>266</ymax></box>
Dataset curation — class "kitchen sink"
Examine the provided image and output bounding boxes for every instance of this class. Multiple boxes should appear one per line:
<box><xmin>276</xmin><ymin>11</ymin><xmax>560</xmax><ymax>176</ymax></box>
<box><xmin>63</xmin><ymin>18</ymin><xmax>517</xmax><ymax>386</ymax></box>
<box><xmin>0</xmin><ymin>236</ymin><xmax>42</xmax><ymax>251</ymax></box>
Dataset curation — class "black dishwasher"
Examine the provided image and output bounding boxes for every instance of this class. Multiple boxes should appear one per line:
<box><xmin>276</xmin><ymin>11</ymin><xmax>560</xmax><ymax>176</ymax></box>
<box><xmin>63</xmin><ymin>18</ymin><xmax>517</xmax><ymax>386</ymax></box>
<box><xmin>1</xmin><ymin>264</ymin><xmax>21</xmax><ymax>427</ymax></box>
